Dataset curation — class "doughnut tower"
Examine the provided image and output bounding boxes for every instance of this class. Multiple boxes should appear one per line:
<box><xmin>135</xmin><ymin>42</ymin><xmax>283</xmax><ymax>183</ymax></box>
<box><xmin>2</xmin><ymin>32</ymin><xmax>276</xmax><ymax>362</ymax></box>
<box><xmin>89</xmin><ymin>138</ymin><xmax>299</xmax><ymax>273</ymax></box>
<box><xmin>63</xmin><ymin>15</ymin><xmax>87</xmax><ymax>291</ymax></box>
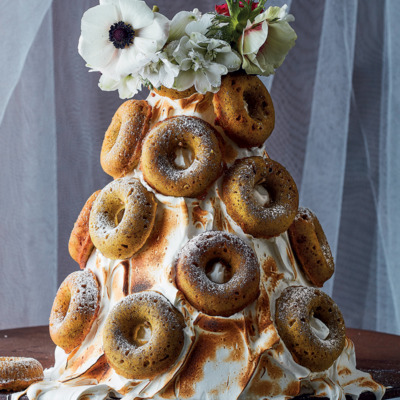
<box><xmin>25</xmin><ymin>75</ymin><xmax>384</xmax><ymax>400</ymax></box>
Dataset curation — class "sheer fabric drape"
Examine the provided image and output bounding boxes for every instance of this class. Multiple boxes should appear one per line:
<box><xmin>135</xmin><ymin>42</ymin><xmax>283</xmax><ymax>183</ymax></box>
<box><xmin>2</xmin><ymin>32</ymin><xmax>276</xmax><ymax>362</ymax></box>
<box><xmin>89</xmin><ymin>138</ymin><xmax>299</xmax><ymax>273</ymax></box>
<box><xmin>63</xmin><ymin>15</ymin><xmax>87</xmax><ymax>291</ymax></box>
<box><xmin>0</xmin><ymin>0</ymin><xmax>399</xmax><ymax>334</ymax></box>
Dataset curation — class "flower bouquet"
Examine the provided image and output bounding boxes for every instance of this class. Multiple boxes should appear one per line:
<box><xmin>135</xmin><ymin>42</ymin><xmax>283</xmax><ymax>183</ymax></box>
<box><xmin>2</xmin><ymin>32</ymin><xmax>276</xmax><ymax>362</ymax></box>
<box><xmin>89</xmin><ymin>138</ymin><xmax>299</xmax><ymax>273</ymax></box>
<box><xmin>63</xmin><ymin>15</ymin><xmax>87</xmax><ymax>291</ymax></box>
<box><xmin>78</xmin><ymin>0</ymin><xmax>297</xmax><ymax>98</ymax></box>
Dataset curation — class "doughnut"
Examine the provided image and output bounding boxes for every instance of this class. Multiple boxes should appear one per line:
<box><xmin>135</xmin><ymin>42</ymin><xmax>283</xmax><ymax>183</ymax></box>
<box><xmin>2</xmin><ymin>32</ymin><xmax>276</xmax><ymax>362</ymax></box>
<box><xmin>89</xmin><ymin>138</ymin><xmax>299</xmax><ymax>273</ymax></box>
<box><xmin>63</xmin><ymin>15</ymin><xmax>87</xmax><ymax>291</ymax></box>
<box><xmin>49</xmin><ymin>270</ymin><xmax>100</xmax><ymax>353</ymax></box>
<box><xmin>213</xmin><ymin>74</ymin><xmax>275</xmax><ymax>148</ymax></box>
<box><xmin>103</xmin><ymin>291</ymin><xmax>185</xmax><ymax>380</ymax></box>
<box><xmin>222</xmin><ymin>156</ymin><xmax>299</xmax><ymax>238</ymax></box>
<box><xmin>288</xmin><ymin>208</ymin><xmax>334</xmax><ymax>287</ymax></box>
<box><xmin>89</xmin><ymin>178</ymin><xmax>157</xmax><ymax>260</ymax></box>
<box><xmin>153</xmin><ymin>86</ymin><xmax>196</xmax><ymax>100</ymax></box>
<box><xmin>0</xmin><ymin>357</ymin><xmax>43</xmax><ymax>391</ymax></box>
<box><xmin>100</xmin><ymin>100</ymin><xmax>152</xmax><ymax>179</ymax></box>
<box><xmin>275</xmin><ymin>286</ymin><xmax>346</xmax><ymax>372</ymax></box>
<box><xmin>175</xmin><ymin>231</ymin><xmax>260</xmax><ymax>317</ymax></box>
<box><xmin>141</xmin><ymin>116</ymin><xmax>222</xmax><ymax>198</ymax></box>
<box><xmin>68</xmin><ymin>190</ymin><xmax>101</xmax><ymax>269</ymax></box>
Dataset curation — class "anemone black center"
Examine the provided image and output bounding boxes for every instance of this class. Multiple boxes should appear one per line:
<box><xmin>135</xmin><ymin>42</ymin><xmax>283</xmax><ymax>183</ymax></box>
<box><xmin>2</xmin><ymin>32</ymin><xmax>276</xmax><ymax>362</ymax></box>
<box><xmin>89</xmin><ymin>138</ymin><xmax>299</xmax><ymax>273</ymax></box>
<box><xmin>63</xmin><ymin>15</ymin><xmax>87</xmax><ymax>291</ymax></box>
<box><xmin>109</xmin><ymin>21</ymin><xmax>135</xmax><ymax>49</ymax></box>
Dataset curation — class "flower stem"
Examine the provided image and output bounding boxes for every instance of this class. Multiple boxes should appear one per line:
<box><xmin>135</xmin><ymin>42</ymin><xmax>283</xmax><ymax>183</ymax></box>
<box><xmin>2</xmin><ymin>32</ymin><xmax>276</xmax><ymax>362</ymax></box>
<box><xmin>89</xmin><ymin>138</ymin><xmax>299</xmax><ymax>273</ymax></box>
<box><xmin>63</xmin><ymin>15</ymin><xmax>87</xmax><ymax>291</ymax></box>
<box><xmin>225</xmin><ymin>0</ymin><xmax>235</xmax><ymax>19</ymax></box>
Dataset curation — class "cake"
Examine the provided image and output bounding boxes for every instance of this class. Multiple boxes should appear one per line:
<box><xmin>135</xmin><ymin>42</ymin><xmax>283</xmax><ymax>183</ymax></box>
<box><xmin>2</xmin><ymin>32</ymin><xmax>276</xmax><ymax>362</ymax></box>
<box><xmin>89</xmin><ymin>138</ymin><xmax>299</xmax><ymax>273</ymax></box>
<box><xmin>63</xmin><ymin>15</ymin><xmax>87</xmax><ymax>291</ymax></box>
<box><xmin>4</xmin><ymin>1</ymin><xmax>385</xmax><ymax>399</ymax></box>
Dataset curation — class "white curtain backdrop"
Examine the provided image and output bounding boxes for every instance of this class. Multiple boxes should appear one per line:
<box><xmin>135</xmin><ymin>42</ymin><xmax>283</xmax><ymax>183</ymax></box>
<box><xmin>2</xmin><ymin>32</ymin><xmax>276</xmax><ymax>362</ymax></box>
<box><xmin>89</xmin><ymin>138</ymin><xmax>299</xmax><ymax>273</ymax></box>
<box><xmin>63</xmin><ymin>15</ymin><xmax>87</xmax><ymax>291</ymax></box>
<box><xmin>0</xmin><ymin>0</ymin><xmax>399</xmax><ymax>335</ymax></box>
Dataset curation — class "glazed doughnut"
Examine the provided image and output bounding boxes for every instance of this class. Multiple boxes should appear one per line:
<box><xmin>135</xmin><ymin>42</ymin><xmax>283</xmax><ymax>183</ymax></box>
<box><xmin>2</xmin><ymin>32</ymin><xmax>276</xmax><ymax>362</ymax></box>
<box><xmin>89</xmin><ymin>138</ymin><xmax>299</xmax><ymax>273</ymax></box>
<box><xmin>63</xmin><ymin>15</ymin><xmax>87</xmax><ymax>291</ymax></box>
<box><xmin>222</xmin><ymin>156</ymin><xmax>299</xmax><ymax>238</ymax></box>
<box><xmin>103</xmin><ymin>291</ymin><xmax>185</xmax><ymax>380</ymax></box>
<box><xmin>49</xmin><ymin>270</ymin><xmax>100</xmax><ymax>353</ymax></box>
<box><xmin>288</xmin><ymin>208</ymin><xmax>334</xmax><ymax>287</ymax></box>
<box><xmin>101</xmin><ymin>100</ymin><xmax>152</xmax><ymax>179</ymax></box>
<box><xmin>175</xmin><ymin>231</ymin><xmax>260</xmax><ymax>317</ymax></box>
<box><xmin>213</xmin><ymin>74</ymin><xmax>275</xmax><ymax>148</ymax></box>
<box><xmin>141</xmin><ymin>116</ymin><xmax>222</xmax><ymax>198</ymax></box>
<box><xmin>153</xmin><ymin>86</ymin><xmax>196</xmax><ymax>100</ymax></box>
<box><xmin>0</xmin><ymin>357</ymin><xmax>43</xmax><ymax>391</ymax></box>
<box><xmin>68</xmin><ymin>190</ymin><xmax>101</xmax><ymax>269</ymax></box>
<box><xmin>89</xmin><ymin>178</ymin><xmax>157</xmax><ymax>260</ymax></box>
<box><xmin>275</xmin><ymin>286</ymin><xmax>346</xmax><ymax>372</ymax></box>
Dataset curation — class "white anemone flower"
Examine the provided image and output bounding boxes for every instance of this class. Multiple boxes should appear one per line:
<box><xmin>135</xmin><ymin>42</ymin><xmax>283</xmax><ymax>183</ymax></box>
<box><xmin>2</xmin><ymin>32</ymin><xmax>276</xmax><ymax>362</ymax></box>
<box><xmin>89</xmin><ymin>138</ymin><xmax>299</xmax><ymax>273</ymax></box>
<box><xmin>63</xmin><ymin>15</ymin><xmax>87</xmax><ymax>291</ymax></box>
<box><xmin>238</xmin><ymin>5</ymin><xmax>297</xmax><ymax>76</ymax></box>
<box><xmin>78</xmin><ymin>0</ymin><xmax>170</xmax><ymax>80</ymax></box>
<box><xmin>170</xmin><ymin>14</ymin><xmax>241</xmax><ymax>93</ymax></box>
<box><xmin>99</xmin><ymin>73</ymin><xmax>143</xmax><ymax>99</ymax></box>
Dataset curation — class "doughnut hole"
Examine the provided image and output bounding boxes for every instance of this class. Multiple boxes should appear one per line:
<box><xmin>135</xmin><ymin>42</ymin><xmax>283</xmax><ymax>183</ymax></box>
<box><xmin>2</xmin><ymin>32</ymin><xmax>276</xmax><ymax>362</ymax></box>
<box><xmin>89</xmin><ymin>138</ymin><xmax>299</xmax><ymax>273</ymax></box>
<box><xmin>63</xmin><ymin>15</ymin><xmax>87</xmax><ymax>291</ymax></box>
<box><xmin>309</xmin><ymin>312</ymin><xmax>330</xmax><ymax>341</ymax></box>
<box><xmin>253</xmin><ymin>181</ymin><xmax>270</xmax><ymax>207</ymax></box>
<box><xmin>243</xmin><ymin>89</ymin><xmax>269</xmax><ymax>122</ymax></box>
<box><xmin>132</xmin><ymin>321</ymin><xmax>152</xmax><ymax>347</ymax></box>
<box><xmin>115</xmin><ymin>207</ymin><xmax>125</xmax><ymax>225</ymax></box>
<box><xmin>174</xmin><ymin>142</ymin><xmax>194</xmax><ymax>170</ymax></box>
<box><xmin>205</xmin><ymin>259</ymin><xmax>233</xmax><ymax>284</ymax></box>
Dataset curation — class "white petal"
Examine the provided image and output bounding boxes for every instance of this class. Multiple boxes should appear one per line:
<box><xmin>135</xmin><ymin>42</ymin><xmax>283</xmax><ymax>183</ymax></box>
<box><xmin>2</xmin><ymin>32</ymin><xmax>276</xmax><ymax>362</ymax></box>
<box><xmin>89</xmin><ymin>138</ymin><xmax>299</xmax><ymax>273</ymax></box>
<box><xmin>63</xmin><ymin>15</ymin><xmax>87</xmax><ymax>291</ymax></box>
<box><xmin>169</xmin><ymin>11</ymin><xmax>199</xmax><ymax>41</ymax></box>
<box><xmin>243</xmin><ymin>21</ymin><xmax>268</xmax><ymax>55</ymax></box>
<box><xmin>79</xmin><ymin>38</ymin><xmax>116</xmax><ymax>69</ymax></box>
<box><xmin>118</xmin><ymin>83</ymin><xmax>135</xmax><ymax>99</ymax></box>
<box><xmin>98</xmin><ymin>74</ymin><xmax>119</xmax><ymax>91</ymax></box>
<box><xmin>215</xmin><ymin>50</ymin><xmax>242</xmax><ymax>71</ymax></box>
<box><xmin>138</xmin><ymin>13</ymin><xmax>170</xmax><ymax>49</ymax></box>
<box><xmin>173</xmin><ymin>36</ymin><xmax>190</xmax><ymax>63</ymax></box>
<box><xmin>193</xmin><ymin>71</ymin><xmax>212</xmax><ymax>93</ymax></box>
<box><xmin>115</xmin><ymin>46</ymin><xmax>138</xmax><ymax>76</ymax></box>
<box><xmin>205</xmin><ymin>63</ymin><xmax>227</xmax><ymax>85</ymax></box>
<box><xmin>79</xmin><ymin>25</ymin><xmax>109</xmax><ymax>47</ymax></box>
<box><xmin>125</xmin><ymin>75</ymin><xmax>142</xmax><ymax>92</ymax></box>
<box><xmin>160</xmin><ymin>65</ymin><xmax>177</xmax><ymax>88</ymax></box>
<box><xmin>119</xmin><ymin>0</ymin><xmax>154</xmax><ymax>30</ymax></box>
<box><xmin>81</xmin><ymin>4</ymin><xmax>119</xmax><ymax>30</ymax></box>
<box><xmin>133</xmin><ymin>37</ymin><xmax>158</xmax><ymax>55</ymax></box>
<box><xmin>185</xmin><ymin>13</ymin><xmax>214</xmax><ymax>35</ymax></box>
<box><xmin>256</xmin><ymin>21</ymin><xmax>296</xmax><ymax>71</ymax></box>
<box><xmin>174</xmin><ymin>70</ymin><xmax>196</xmax><ymax>91</ymax></box>
<box><xmin>264</xmin><ymin>5</ymin><xmax>287</xmax><ymax>21</ymax></box>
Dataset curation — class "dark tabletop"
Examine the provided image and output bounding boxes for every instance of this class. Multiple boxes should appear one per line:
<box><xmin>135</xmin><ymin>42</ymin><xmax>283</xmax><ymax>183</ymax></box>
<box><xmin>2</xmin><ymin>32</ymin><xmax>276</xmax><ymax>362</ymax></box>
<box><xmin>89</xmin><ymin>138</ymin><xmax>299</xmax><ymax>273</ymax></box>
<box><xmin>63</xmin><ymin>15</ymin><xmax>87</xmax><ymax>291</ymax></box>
<box><xmin>0</xmin><ymin>326</ymin><xmax>399</xmax><ymax>399</ymax></box>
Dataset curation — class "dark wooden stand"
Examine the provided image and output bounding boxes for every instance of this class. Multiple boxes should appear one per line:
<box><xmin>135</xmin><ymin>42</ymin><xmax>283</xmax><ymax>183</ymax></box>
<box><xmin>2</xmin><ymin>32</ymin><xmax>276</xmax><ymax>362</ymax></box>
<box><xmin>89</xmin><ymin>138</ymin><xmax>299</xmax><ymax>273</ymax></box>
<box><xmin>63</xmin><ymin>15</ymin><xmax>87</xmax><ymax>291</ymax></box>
<box><xmin>1</xmin><ymin>326</ymin><xmax>399</xmax><ymax>399</ymax></box>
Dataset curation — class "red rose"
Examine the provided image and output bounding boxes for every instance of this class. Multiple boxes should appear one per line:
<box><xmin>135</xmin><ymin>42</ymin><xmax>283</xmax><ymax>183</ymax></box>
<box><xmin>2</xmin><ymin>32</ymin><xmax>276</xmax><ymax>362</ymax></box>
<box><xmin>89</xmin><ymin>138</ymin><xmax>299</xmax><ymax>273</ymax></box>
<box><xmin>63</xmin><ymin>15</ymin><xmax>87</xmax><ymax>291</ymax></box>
<box><xmin>215</xmin><ymin>2</ymin><xmax>259</xmax><ymax>17</ymax></box>
<box><xmin>215</xmin><ymin>4</ymin><xmax>230</xmax><ymax>16</ymax></box>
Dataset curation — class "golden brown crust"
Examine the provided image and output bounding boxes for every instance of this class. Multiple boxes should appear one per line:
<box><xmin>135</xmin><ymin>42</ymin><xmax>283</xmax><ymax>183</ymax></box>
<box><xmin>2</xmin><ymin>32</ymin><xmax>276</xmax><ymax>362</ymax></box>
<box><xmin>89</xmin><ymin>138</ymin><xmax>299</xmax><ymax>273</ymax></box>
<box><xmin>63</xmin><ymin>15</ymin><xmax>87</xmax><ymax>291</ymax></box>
<box><xmin>89</xmin><ymin>178</ymin><xmax>157</xmax><ymax>260</ymax></box>
<box><xmin>222</xmin><ymin>156</ymin><xmax>299</xmax><ymax>238</ymax></box>
<box><xmin>103</xmin><ymin>291</ymin><xmax>185</xmax><ymax>380</ymax></box>
<box><xmin>141</xmin><ymin>116</ymin><xmax>223</xmax><ymax>198</ymax></box>
<box><xmin>0</xmin><ymin>357</ymin><xmax>43</xmax><ymax>391</ymax></box>
<box><xmin>100</xmin><ymin>100</ymin><xmax>152</xmax><ymax>179</ymax></box>
<box><xmin>153</xmin><ymin>86</ymin><xmax>196</xmax><ymax>100</ymax></box>
<box><xmin>68</xmin><ymin>190</ymin><xmax>101</xmax><ymax>269</ymax></box>
<box><xmin>175</xmin><ymin>231</ymin><xmax>260</xmax><ymax>317</ymax></box>
<box><xmin>213</xmin><ymin>74</ymin><xmax>275</xmax><ymax>148</ymax></box>
<box><xmin>288</xmin><ymin>208</ymin><xmax>334</xmax><ymax>287</ymax></box>
<box><xmin>49</xmin><ymin>270</ymin><xmax>100</xmax><ymax>353</ymax></box>
<box><xmin>275</xmin><ymin>286</ymin><xmax>346</xmax><ymax>372</ymax></box>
